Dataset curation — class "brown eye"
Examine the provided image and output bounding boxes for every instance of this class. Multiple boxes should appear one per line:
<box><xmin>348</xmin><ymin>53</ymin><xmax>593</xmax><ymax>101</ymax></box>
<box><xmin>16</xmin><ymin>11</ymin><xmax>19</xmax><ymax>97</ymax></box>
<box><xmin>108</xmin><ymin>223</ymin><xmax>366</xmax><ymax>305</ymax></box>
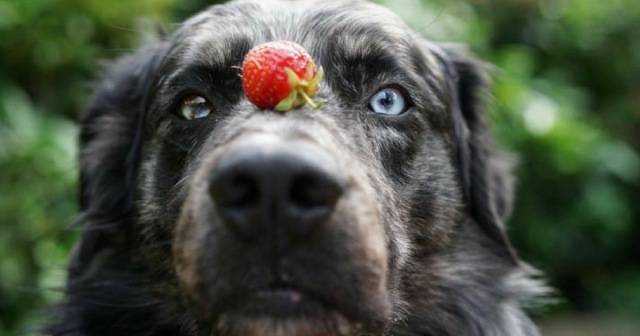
<box><xmin>180</xmin><ymin>95</ymin><xmax>212</xmax><ymax>120</ymax></box>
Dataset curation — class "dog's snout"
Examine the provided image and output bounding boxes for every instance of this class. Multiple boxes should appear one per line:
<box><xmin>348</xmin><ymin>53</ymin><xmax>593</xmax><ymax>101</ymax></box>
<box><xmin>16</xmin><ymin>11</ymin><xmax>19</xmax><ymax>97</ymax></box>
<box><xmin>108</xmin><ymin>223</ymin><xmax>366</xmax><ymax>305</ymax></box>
<box><xmin>209</xmin><ymin>139</ymin><xmax>344</xmax><ymax>245</ymax></box>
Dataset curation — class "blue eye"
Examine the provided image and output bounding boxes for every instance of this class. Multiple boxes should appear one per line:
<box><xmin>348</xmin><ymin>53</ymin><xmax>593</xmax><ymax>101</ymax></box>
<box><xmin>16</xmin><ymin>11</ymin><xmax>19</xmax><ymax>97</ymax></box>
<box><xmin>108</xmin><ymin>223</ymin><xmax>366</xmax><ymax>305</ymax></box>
<box><xmin>180</xmin><ymin>95</ymin><xmax>212</xmax><ymax>120</ymax></box>
<box><xmin>369</xmin><ymin>87</ymin><xmax>407</xmax><ymax>115</ymax></box>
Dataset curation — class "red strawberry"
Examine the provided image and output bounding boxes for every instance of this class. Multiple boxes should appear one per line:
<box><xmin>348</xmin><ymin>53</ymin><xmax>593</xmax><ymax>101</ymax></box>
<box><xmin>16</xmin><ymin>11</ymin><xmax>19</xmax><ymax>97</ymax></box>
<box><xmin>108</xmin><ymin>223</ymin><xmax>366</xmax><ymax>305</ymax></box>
<box><xmin>242</xmin><ymin>41</ymin><xmax>324</xmax><ymax>111</ymax></box>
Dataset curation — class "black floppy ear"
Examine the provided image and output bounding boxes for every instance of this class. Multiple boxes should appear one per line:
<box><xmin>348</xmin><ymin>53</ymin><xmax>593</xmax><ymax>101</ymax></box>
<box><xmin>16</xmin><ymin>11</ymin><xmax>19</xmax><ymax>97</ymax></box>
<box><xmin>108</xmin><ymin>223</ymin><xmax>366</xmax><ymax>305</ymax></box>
<box><xmin>70</xmin><ymin>41</ymin><xmax>168</xmax><ymax>276</ymax></box>
<box><xmin>439</xmin><ymin>45</ymin><xmax>519</xmax><ymax>264</ymax></box>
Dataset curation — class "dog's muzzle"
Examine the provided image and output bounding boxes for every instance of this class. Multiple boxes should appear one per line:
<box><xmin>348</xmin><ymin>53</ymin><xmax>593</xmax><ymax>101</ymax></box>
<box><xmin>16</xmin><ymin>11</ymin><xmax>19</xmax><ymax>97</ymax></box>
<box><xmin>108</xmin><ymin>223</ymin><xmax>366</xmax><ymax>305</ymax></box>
<box><xmin>174</xmin><ymin>125</ymin><xmax>390</xmax><ymax>336</ymax></box>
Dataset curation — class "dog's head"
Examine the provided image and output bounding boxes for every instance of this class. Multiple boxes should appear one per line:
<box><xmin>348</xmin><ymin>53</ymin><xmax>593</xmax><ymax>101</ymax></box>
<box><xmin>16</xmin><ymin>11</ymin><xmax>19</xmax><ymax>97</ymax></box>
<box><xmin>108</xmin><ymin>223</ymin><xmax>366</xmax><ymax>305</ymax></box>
<box><xmin>72</xmin><ymin>1</ymin><xmax>541</xmax><ymax>335</ymax></box>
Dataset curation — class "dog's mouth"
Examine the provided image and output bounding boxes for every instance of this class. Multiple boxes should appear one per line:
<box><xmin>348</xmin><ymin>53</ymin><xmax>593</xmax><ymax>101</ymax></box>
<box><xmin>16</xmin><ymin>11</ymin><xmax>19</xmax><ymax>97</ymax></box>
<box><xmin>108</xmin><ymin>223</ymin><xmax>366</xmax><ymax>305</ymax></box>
<box><xmin>228</xmin><ymin>285</ymin><xmax>328</xmax><ymax>318</ymax></box>
<box><xmin>214</xmin><ymin>285</ymin><xmax>357</xmax><ymax>336</ymax></box>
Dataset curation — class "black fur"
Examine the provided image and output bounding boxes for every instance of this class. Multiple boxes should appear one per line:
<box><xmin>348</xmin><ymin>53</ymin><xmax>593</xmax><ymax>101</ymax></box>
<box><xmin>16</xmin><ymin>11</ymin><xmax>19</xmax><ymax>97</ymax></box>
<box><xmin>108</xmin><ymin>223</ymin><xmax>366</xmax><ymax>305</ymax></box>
<box><xmin>47</xmin><ymin>1</ymin><xmax>545</xmax><ymax>335</ymax></box>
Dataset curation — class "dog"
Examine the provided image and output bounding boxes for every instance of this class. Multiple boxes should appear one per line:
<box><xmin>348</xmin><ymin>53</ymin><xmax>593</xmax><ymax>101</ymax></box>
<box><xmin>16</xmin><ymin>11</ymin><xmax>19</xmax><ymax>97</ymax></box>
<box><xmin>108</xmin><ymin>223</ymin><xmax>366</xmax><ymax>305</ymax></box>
<box><xmin>47</xmin><ymin>0</ymin><xmax>546</xmax><ymax>335</ymax></box>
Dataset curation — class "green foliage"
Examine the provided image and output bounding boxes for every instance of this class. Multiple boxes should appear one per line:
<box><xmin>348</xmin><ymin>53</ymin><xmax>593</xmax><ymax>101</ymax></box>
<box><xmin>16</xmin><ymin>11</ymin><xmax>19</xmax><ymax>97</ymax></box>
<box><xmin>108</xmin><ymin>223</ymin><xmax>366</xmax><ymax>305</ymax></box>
<box><xmin>0</xmin><ymin>0</ymin><xmax>638</xmax><ymax>334</ymax></box>
<box><xmin>0</xmin><ymin>84</ymin><xmax>77</xmax><ymax>334</ymax></box>
<box><xmin>0</xmin><ymin>0</ymin><xmax>176</xmax><ymax>119</ymax></box>
<box><xmin>0</xmin><ymin>1</ymin><xmax>180</xmax><ymax>334</ymax></box>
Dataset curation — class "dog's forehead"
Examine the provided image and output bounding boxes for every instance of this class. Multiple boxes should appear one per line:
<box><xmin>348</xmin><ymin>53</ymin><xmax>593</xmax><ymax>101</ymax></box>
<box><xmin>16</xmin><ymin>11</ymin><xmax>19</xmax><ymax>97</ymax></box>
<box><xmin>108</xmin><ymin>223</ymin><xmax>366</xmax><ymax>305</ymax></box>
<box><xmin>169</xmin><ymin>0</ymin><xmax>424</xmax><ymax>69</ymax></box>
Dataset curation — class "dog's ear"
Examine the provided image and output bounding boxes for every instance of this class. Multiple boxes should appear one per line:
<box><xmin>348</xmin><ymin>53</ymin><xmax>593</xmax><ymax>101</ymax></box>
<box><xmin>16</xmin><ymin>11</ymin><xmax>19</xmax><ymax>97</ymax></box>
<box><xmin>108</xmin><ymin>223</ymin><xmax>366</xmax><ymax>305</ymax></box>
<box><xmin>70</xmin><ymin>41</ymin><xmax>168</xmax><ymax>276</ymax></box>
<box><xmin>437</xmin><ymin>45</ymin><xmax>519</xmax><ymax>264</ymax></box>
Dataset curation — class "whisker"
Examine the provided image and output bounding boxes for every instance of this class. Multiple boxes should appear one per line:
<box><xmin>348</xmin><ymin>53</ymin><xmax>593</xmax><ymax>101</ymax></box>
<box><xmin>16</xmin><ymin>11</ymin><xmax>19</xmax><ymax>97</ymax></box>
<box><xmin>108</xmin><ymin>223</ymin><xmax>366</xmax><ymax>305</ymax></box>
<box><xmin>159</xmin><ymin>135</ymin><xmax>192</xmax><ymax>152</ymax></box>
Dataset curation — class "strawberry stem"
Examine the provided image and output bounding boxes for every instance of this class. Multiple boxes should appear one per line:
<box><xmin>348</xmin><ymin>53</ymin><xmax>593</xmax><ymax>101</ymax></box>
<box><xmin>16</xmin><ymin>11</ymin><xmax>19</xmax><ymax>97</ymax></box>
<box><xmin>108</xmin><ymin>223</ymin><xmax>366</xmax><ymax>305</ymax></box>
<box><xmin>298</xmin><ymin>88</ymin><xmax>323</xmax><ymax>109</ymax></box>
<box><xmin>275</xmin><ymin>66</ymin><xmax>324</xmax><ymax>111</ymax></box>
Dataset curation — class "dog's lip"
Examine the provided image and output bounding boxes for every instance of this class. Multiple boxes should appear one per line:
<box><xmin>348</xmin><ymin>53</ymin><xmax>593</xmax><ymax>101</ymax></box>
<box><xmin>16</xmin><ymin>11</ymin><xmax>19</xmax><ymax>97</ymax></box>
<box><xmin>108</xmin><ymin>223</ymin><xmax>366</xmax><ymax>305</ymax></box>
<box><xmin>219</xmin><ymin>284</ymin><xmax>340</xmax><ymax>319</ymax></box>
<box><xmin>208</xmin><ymin>279</ymin><xmax>389</xmax><ymax>334</ymax></box>
<box><xmin>255</xmin><ymin>287</ymin><xmax>304</xmax><ymax>303</ymax></box>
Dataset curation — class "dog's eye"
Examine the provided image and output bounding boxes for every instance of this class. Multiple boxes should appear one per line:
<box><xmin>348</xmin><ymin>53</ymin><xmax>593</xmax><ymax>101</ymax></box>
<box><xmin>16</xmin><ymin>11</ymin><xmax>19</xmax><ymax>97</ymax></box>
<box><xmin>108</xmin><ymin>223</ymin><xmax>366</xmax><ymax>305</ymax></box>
<box><xmin>179</xmin><ymin>95</ymin><xmax>212</xmax><ymax>120</ymax></box>
<box><xmin>369</xmin><ymin>87</ymin><xmax>407</xmax><ymax>116</ymax></box>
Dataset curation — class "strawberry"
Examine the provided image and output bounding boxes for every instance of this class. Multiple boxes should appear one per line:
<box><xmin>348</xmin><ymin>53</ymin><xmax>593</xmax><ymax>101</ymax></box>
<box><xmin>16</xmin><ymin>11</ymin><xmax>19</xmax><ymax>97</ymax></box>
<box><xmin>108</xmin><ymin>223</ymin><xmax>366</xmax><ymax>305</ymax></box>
<box><xmin>241</xmin><ymin>41</ymin><xmax>324</xmax><ymax>111</ymax></box>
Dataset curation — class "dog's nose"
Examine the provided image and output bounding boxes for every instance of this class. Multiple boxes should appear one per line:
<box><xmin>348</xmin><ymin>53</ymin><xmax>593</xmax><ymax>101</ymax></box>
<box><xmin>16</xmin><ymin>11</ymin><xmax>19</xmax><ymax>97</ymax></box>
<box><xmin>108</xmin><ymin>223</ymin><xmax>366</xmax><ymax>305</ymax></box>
<box><xmin>209</xmin><ymin>139</ymin><xmax>344</xmax><ymax>245</ymax></box>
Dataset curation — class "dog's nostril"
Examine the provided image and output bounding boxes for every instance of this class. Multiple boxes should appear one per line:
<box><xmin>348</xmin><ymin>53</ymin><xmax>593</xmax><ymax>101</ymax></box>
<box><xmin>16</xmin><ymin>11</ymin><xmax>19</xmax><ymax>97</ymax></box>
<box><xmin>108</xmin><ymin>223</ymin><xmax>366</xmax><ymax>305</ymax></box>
<box><xmin>290</xmin><ymin>172</ymin><xmax>343</xmax><ymax>209</ymax></box>
<box><xmin>220</xmin><ymin>174</ymin><xmax>260</xmax><ymax>208</ymax></box>
<box><xmin>210</xmin><ymin>173</ymin><xmax>250</xmax><ymax>207</ymax></box>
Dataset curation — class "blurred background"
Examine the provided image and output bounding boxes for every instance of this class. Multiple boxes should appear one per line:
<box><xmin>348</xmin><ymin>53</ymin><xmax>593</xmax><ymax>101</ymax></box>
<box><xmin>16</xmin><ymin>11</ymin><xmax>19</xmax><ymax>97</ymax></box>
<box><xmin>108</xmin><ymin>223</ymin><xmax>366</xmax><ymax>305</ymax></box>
<box><xmin>0</xmin><ymin>0</ymin><xmax>638</xmax><ymax>335</ymax></box>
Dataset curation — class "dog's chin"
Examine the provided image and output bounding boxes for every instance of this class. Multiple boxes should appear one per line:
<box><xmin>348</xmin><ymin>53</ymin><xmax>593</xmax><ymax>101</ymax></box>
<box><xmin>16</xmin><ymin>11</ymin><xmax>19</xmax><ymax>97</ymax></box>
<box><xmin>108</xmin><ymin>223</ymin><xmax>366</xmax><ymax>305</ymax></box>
<box><xmin>213</xmin><ymin>289</ymin><xmax>361</xmax><ymax>336</ymax></box>
<box><xmin>216</xmin><ymin>315</ymin><xmax>354</xmax><ymax>336</ymax></box>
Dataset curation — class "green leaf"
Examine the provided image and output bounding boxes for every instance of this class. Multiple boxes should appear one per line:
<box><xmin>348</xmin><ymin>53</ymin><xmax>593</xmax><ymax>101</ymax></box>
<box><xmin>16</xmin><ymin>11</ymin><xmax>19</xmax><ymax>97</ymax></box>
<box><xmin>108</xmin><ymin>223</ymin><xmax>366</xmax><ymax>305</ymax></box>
<box><xmin>274</xmin><ymin>90</ymin><xmax>297</xmax><ymax>112</ymax></box>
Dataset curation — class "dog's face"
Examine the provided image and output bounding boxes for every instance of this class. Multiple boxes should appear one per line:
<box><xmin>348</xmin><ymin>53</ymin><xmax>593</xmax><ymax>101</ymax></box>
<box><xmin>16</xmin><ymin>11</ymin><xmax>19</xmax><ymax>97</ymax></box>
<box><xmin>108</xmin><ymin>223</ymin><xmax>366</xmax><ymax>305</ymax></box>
<box><xmin>68</xmin><ymin>1</ymin><xmax>541</xmax><ymax>336</ymax></box>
